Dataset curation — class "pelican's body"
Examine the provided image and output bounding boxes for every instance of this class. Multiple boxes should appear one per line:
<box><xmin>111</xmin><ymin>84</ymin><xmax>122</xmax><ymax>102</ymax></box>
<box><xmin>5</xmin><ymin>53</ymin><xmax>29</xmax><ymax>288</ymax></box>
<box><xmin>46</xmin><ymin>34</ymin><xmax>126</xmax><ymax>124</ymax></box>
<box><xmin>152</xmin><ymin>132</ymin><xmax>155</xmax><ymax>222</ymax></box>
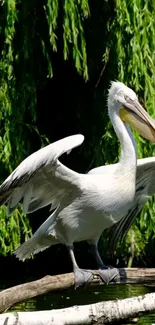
<box><xmin>33</xmin><ymin>171</ymin><xmax>134</xmax><ymax>246</ymax></box>
<box><xmin>1</xmin><ymin>81</ymin><xmax>155</xmax><ymax>286</ymax></box>
<box><xmin>93</xmin><ymin>156</ymin><xmax>155</xmax><ymax>251</ymax></box>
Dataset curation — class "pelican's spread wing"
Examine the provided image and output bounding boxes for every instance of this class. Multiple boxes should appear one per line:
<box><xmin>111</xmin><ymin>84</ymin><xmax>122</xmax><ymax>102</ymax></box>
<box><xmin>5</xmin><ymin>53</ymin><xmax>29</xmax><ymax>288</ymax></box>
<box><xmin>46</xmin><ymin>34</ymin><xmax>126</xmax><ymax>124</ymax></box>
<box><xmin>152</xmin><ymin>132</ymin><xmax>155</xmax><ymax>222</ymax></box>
<box><xmin>0</xmin><ymin>134</ymin><xmax>84</xmax><ymax>215</ymax></box>
<box><xmin>106</xmin><ymin>157</ymin><xmax>155</xmax><ymax>252</ymax></box>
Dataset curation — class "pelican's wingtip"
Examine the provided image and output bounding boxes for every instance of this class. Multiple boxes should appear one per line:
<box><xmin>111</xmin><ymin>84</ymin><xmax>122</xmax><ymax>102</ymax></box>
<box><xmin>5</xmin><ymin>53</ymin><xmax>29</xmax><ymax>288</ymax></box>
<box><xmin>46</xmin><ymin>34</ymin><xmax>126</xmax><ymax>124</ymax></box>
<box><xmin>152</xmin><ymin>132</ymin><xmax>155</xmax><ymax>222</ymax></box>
<box><xmin>73</xmin><ymin>134</ymin><xmax>85</xmax><ymax>145</ymax></box>
<box><xmin>78</xmin><ymin>134</ymin><xmax>85</xmax><ymax>143</ymax></box>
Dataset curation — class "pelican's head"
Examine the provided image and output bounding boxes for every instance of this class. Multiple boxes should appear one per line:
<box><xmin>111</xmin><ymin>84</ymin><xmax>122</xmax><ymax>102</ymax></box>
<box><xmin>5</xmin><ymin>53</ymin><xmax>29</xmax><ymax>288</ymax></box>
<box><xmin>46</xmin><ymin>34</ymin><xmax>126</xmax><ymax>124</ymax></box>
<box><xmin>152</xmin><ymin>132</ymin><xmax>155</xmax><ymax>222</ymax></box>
<box><xmin>108</xmin><ymin>81</ymin><xmax>155</xmax><ymax>142</ymax></box>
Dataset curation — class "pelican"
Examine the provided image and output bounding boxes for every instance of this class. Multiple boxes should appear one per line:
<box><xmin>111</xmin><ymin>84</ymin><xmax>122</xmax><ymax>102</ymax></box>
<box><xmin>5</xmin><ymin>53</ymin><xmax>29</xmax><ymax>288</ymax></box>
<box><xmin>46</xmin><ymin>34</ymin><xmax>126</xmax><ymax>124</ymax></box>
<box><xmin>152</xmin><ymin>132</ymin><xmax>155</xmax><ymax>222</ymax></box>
<box><xmin>0</xmin><ymin>81</ymin><xmax>155</xmax><ymax>287</ymax></box>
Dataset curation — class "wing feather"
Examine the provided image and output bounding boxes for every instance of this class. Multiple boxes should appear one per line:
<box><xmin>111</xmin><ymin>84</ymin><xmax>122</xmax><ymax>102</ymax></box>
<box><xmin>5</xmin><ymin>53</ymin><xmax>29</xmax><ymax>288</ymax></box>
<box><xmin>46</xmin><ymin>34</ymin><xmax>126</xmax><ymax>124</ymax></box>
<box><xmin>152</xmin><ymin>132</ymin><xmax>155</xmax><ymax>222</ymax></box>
<box><xmin>0</xmin><ymin>134</ymin><xmax>84</xmax><ymax>214</ymax></box>
<box><xmin>106</xmin><ymin>157</ymin><xmax>155</xmax><ymax>252</ymax></box>
<box><xmin>88</xmin><ymin>157</ymin><xmax>155</xmax><ymax>252</ymax></box>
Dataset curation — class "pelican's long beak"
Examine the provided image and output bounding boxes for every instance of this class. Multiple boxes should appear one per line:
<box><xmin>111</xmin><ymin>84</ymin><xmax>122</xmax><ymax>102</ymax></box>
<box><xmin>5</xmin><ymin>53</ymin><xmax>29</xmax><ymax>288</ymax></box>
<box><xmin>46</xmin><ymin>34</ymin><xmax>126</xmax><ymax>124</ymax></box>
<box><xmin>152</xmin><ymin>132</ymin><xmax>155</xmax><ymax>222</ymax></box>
<box><xmin>120</xmin><ymin>99</ymin><xmax>155</xmax><ymax>142</ymax></box>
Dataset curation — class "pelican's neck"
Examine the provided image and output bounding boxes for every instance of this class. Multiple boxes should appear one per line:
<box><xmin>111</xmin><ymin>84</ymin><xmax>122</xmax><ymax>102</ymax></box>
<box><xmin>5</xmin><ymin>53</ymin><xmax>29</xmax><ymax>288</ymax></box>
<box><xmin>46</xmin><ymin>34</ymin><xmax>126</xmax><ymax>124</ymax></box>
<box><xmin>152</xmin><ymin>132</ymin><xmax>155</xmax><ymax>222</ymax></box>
<box><xmin>109</xmin><ymin>107</ymin><xmax>137</xmax><ymax>171</ymax></box>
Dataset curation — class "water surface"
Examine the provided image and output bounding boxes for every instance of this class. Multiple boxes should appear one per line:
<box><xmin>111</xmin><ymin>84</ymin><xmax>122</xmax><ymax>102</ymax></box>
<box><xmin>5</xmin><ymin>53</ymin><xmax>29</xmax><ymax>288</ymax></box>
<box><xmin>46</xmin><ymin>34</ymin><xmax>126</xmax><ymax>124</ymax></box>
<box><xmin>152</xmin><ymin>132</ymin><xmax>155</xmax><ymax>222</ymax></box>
<box><xmin>8</xmin><ymin>283</ymin><xmax>155</xmax><ymax>324</ymax></box>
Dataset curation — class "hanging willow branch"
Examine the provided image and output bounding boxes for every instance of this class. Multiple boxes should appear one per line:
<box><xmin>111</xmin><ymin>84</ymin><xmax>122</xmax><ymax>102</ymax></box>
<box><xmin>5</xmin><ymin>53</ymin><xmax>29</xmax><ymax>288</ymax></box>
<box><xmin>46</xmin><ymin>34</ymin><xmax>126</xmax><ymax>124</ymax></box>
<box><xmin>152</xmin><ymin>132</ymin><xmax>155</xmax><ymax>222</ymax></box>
<box><xmin>45</xmin><ymin>0</ymin><xmax>89</xmax><ymax>79</ymax></box>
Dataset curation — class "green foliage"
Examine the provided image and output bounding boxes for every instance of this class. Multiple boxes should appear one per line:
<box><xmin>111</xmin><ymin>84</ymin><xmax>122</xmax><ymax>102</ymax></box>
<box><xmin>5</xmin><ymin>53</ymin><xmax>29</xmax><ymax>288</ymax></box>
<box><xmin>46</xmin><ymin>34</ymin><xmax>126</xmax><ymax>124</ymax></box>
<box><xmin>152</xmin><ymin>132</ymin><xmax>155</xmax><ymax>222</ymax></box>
<box><xmin>0</xmin><ymin>0</ymin><xmax>32</xmax><ymax>254</ymax></box>
<box><xmin>45</xmin><ymin>0</ymin><xmax>89</xmax><ymax>78</ymax></box>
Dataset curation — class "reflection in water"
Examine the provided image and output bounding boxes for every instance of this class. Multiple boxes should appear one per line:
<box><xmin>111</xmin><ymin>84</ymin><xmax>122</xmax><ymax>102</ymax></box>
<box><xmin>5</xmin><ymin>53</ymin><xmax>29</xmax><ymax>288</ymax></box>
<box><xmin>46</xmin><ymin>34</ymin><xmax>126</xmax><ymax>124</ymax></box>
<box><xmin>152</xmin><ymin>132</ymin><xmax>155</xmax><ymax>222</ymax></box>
<box><xmin>9</xmin><ymin>284</ymin><xmax>155</xmax><ymax>325</ymax></box>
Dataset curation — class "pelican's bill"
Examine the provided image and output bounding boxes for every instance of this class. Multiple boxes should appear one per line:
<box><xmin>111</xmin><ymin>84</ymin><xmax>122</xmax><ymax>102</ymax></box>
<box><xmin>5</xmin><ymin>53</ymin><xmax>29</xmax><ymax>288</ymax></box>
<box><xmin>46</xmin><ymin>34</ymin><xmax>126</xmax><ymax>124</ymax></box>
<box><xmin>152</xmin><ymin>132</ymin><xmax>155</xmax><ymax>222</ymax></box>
<box><xmin>120</xmin><ymin>100</ymin><xmax>155</xmax><ymax>142</ymax></box>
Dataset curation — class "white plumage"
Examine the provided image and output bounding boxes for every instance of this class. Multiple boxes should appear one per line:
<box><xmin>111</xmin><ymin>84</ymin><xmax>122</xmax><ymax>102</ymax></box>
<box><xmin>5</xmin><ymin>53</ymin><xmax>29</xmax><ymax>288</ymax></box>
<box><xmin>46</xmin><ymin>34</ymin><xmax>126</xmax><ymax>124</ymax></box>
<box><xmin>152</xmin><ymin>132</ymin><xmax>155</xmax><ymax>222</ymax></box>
<box><xmin>1</xmin><ymin>81</ymin><xmax>155</xmax><ymax>286</ymax></box>
<box><xmin>92</xmin><ymin>156</ymin><xmax>155</xmax><ymax>251</ymax></box>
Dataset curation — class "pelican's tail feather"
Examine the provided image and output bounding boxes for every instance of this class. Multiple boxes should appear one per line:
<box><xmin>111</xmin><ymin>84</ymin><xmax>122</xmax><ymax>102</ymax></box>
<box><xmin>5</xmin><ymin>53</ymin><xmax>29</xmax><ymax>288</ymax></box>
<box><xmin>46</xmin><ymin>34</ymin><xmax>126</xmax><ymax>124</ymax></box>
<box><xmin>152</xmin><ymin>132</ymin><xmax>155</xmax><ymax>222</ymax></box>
<box><xmin>14</xmin><ymin>235</ymin><xmax>58</xmax><ymax>261</ymax></box>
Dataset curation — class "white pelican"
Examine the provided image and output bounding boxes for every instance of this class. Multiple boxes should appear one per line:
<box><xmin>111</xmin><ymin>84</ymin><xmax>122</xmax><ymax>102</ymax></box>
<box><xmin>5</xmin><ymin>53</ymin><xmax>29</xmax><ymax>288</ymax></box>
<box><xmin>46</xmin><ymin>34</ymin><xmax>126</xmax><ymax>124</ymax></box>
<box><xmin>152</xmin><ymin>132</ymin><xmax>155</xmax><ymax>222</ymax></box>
<box><xmin>0</xmin><ymin>81</ymin><xmax>155</xmax><ymax>287</ymax></box>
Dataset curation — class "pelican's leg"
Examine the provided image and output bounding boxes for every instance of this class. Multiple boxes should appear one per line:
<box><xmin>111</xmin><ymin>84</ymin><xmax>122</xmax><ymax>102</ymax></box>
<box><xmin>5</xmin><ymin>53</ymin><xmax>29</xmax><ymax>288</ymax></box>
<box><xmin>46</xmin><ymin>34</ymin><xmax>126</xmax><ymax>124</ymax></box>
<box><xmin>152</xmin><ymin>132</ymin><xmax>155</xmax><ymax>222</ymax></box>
<box><xmin>67</xmin><ymin>245</ymin><xmax>93</xmax><ymax>288</ymax></box>
<box><xmin>90</xmin><ymin>243</ymin><xmax>119</xmax><ymax>284</ymax></box>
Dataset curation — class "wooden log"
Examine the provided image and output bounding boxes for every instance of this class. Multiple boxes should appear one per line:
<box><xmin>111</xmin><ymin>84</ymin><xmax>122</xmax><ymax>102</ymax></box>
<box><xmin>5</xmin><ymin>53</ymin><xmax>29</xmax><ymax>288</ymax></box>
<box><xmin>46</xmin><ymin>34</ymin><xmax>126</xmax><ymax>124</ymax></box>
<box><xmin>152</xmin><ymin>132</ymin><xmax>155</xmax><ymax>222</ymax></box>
<box><xmin>0</xmin><ymin>268</ymin><xmax>155</xmax><ymax>313</ymax></box>
<box><xmin>0</xmin><ymin>291</ymin><xmax>155</xmax><ymax>324</ymax></box>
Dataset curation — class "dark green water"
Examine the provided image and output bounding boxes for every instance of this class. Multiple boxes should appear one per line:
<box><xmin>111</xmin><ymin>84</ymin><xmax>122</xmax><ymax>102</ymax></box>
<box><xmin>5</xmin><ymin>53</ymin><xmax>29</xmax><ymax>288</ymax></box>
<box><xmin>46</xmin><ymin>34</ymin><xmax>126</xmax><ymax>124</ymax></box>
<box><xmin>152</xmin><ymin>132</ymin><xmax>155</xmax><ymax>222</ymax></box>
<box><xmin>9</xmin><ymin>284</ymin><xmax>155</xmax><ymax>324</ymax></box>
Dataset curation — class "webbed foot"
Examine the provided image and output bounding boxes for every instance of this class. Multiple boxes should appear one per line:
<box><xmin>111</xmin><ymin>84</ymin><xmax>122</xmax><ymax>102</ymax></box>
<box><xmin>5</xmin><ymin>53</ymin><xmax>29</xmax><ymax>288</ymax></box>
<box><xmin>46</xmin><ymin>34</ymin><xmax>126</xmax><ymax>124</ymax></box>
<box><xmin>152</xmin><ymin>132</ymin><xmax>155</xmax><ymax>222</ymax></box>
<box><xmin>98</xmin><ymin>267</ymin><xmax>119</xmax><ymax>284</ymax></box>
<box><xmin>74</xmin><ymin>267</ymin><xmax>93</xmax><ymax>288</ymax></box>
